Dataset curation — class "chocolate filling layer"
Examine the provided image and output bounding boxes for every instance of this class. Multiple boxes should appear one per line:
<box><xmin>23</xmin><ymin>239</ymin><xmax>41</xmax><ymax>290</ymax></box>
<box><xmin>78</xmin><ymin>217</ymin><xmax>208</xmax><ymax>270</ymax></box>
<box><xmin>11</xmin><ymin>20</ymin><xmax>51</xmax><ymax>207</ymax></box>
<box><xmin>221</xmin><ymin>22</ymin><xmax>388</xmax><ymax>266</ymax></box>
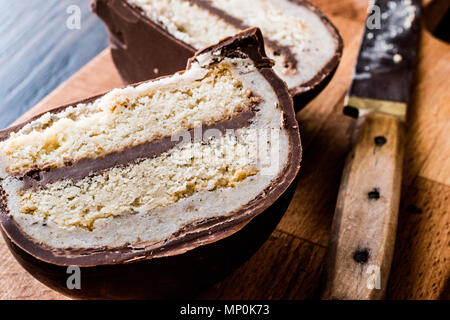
<box><xmin>20</xmin><ymin>109</ymin><xmax>256</xmax><ymax>190</ymax></box>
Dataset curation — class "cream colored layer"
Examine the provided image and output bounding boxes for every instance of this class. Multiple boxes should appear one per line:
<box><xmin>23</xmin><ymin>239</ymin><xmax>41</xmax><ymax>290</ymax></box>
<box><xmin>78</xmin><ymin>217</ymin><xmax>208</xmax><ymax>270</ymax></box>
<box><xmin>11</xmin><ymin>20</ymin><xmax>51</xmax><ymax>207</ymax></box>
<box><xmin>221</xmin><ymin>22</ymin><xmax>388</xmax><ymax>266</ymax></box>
<box><xmin>17</xmin><ymin>127</ymin><xmax>258</xmax><ymax>230</ymax></box>
<box><xmin>0</xmin><ymin>62</ymin><xmax>252</xmax><ymax>175</ymax></box>
<box><xmin>128</xmin><ymin>0</ymin><xmax>337</xmax><ymax>87</ymax></box>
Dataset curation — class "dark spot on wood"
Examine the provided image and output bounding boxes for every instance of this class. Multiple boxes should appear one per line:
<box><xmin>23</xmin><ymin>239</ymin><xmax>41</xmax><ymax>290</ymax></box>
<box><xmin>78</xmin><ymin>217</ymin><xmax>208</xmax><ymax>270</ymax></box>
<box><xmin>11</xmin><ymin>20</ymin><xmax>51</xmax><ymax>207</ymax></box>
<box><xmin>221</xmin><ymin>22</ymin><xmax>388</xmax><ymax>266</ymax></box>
<box><xmin>374</xmin><ymin>136</ymin><xmax>387</xmax><ymax>146</ymax></box>
<box><xmin>353</xmin><ymin>248</ymin><xmax>370</xmax><ymax>264</ymax></box>
<box><xmin>406</xmin><ymin>204</ymin><xmax>423</xmax><ymax>214</ymax></box>
<box><xmin>368</xmin><ymin>188</ymin><xmax>380</xmax><ymax>200</ymax></box>
<box><xmin>42</xmin><ymin>223</ymin><xmax>47</xmax><ymax>226</ymax></box>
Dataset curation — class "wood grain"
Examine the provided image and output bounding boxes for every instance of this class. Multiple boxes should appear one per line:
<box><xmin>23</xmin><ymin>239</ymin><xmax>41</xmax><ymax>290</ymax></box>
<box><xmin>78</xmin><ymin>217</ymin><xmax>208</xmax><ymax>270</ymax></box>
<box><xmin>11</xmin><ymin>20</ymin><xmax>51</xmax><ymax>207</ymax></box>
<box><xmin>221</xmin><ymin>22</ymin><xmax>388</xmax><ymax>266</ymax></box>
<box><xmin>416</xmin><ymin>102</ymin><xmax>450</xmax><ymax>186</ymax></box>
<box><xmin>402</xmin><ymin>28</ymin><xmax>450</xmax><ymax>187</ymax></box>
<box><xmin>0</xmin><ymin>243</ymin><xmax>67</xmax><ymax>300</ymax></box>
<box><xmin>0</xmin><ymin>0</ymin><xmax>448</xmax><ymax>300</ymax></box>
<box><xmin>388</xmin><ymin>177</ymin><xmax>450</xmax><ymax>300</ymax></box>
<box><xmin>198</xmin><ymin>230</ymin><xmax>327</xmax><ymax>300</ymax></box>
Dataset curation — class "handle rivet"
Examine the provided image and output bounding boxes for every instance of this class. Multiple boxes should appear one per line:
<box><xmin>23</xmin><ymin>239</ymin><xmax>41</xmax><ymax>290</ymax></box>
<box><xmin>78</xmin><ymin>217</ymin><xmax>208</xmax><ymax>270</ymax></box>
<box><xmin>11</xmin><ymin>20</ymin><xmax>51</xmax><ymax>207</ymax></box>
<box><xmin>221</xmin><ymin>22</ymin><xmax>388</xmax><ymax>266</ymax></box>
<box><xmin>368</xmin><ymin>188</ymin><xmax>380</xmax><ymax>199</ymax></box>
<box><xmin>353</xmin><ymin>248</ymin><xmax>370</xmax><ymax>264</ymax></box>
<box><xmin>374</xmin><ymin>136</ymin><xmax>387</xmax><ymax>146</ymax></box>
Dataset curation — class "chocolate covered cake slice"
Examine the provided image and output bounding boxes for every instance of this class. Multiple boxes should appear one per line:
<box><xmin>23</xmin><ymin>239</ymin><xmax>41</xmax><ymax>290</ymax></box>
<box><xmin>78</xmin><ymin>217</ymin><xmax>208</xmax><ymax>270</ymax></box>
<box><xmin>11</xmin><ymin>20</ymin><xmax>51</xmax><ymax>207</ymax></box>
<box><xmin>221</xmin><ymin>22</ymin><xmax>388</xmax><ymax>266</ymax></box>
<box><xmin>0</xmin><ymin>28</ymin><xmax>301</xmax><ymax>284</ymax></box>
<box><xmin>92</xmin><ymin>0</ymin><xmax>343</xmax><ymax>109</ymax></box>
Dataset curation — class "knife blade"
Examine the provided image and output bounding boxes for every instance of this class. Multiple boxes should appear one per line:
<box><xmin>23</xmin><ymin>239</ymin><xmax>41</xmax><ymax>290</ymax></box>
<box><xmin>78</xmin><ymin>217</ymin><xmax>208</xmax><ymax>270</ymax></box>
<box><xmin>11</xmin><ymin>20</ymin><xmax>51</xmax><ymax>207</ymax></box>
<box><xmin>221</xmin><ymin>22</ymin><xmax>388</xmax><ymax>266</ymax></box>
<box><xmin>344</xmin><ymin>0</ymin><xmax>421</xmax><ymax>122</ymax></box>
<box><xmin>323</xmin><ymin>0</ymin><xmax>421</xmax><ymax>300</ymax></box>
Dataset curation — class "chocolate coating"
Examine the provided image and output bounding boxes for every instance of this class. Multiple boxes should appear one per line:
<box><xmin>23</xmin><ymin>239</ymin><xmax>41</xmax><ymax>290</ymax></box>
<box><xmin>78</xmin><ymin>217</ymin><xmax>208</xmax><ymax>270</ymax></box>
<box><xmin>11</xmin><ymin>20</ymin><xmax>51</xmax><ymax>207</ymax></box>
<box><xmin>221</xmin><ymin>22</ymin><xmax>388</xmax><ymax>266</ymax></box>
<box><xmin>91</xmin><ymin>0</ymin><xmax>343</xmax><ymax>111</ymax></box>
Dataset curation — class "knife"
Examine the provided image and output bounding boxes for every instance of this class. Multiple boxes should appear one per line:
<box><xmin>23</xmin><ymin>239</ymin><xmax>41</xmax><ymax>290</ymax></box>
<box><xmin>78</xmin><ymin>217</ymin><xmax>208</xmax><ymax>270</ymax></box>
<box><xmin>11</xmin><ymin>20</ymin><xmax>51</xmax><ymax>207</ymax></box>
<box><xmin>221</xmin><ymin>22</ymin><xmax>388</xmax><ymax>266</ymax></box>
<box><xmin>322</xmin><ymin>0</ymin><xmax>421</xmax><ymax>300</ymax></box>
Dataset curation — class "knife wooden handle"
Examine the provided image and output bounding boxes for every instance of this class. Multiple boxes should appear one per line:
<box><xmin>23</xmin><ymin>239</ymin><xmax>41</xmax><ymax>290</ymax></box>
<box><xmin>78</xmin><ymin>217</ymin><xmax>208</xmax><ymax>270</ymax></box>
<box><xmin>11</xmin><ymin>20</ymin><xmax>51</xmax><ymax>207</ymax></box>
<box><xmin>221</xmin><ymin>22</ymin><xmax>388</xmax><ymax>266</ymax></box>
<box><xmin>322</xmin><ymin>113</ymin><xmax>405</xmax><ymax>300</ymax></box>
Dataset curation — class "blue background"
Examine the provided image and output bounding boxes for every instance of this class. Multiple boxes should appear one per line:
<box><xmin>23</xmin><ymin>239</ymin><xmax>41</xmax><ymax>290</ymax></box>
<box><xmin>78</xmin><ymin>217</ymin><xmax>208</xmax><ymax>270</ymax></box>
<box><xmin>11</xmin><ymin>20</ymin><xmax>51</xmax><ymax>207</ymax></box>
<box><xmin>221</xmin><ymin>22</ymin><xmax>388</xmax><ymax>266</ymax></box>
<box><xmin>0</xmin><ymin>0</ymin><xmax>108</xmax><ymax>128</ymax></box>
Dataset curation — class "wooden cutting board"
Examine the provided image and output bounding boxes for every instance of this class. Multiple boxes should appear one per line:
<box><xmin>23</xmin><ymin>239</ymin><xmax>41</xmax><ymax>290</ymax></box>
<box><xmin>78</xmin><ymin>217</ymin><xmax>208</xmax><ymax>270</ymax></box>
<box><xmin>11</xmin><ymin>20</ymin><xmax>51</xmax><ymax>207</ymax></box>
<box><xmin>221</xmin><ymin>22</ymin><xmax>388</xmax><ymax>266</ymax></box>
<box><xmin>1</xmin><ymin>0</ymin><xmax>449</xmax><ymax>300</ymax></box>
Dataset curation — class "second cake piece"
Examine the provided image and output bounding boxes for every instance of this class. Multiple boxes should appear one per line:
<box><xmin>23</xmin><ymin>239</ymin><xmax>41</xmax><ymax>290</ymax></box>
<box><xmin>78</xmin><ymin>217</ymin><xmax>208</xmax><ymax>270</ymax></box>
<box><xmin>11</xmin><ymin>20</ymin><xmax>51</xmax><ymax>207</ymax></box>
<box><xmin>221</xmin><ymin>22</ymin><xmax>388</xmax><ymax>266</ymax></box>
<box><xmin>92</xmin><ymin>0</ymin><xmax>343</xmax><ymax>108</ymax></box>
